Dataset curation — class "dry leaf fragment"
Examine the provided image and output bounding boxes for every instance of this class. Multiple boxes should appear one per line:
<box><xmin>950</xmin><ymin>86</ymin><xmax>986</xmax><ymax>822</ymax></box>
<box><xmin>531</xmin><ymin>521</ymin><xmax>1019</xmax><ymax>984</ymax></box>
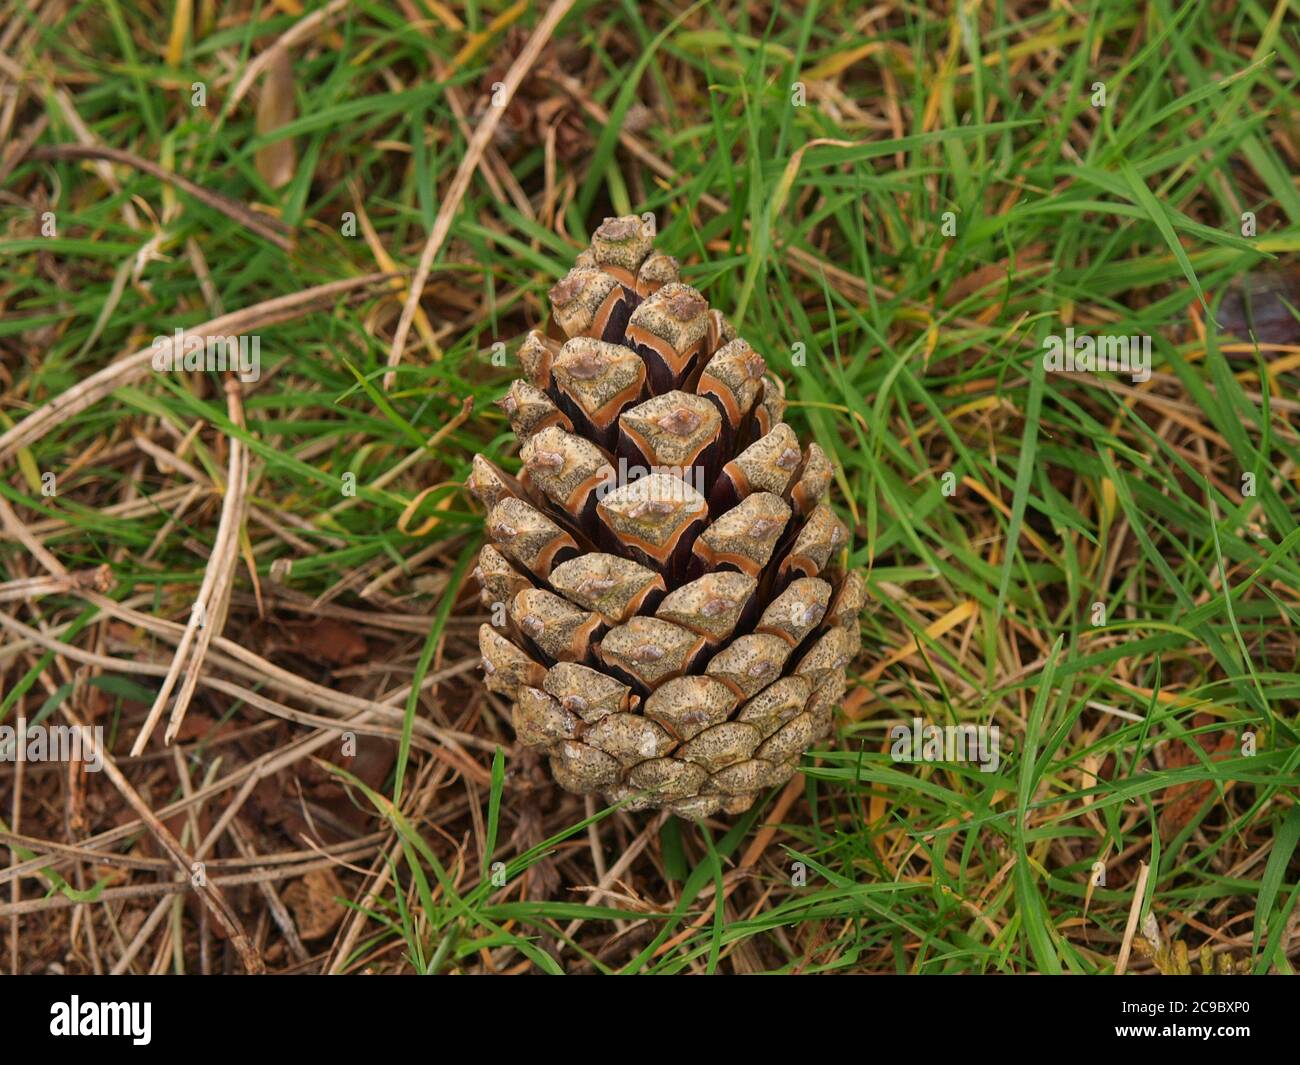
<box><xmin>273</xmin><ymin>617</ymin><xmax>369</xmax><ymax>667</ymax></box>
<box><xmin>282</xmin><ymin>868</ymin><xmax>346</xmax><ymax>940</ymax></box>
<box><xmin>255</xmin><ymin>50</ymin><xmax>297</xmax><ymax>190</ymax></box>
<box><xmin>1158</xmin><ymin>714</ymin><xmax>1235</xmax><ymax>840</ymax></box>
<box><xmin>1217</xmin><ymin>267</ymin><xmax>1300</xmax><ymax>346</ymax></box>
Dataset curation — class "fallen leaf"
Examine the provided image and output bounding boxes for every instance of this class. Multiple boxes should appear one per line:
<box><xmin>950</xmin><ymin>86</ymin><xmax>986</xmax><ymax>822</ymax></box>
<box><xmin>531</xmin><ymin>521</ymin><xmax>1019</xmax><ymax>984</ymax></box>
<box><xmin>255</xmin><ymin>50</ymin><xmax>297</xmax><ymax>190</ymax></box>
<box><xmin>277</xmin><ymin>617</ymin><xmax>368</xmax><ymax>667</ymax></box>
<box><xmin>943</xmin><ymin>245</ymin><xmax>1046</xmax><ymax>307</ymax></box>
<box><xmin>1217</xmin><ymin>267</ymin><xmax>1300</xmax><ymax>346</ymax></box>
<box><xmin>282</xmin><ymin>867</ymin><xmax>346</xmax><ymax>940</ymax></box>
<box><xmin>1158</xmin><ymin>714</ymin><xmax>1235</xmax><ymax>840</ymax></box>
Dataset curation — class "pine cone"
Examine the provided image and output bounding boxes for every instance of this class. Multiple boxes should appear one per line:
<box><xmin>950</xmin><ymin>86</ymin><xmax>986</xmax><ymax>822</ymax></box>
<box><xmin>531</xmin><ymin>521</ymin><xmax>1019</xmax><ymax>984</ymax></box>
<box><xmin>477</xmin><ymin>27</ymin><xmax>590</xmax><ymax>162</ymax></box>
<box><xmin>470</xmin><ymin>215</ymin><xmax>866</xmax><ymax>819</ymax></box>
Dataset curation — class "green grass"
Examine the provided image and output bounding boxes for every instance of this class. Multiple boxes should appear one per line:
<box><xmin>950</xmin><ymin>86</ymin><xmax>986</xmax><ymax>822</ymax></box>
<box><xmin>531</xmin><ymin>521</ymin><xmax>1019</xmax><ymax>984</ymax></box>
<box><xmin>1</xmin><ymin>0</ymin><xmax>1298</xmax><ymax>974</ymax></box>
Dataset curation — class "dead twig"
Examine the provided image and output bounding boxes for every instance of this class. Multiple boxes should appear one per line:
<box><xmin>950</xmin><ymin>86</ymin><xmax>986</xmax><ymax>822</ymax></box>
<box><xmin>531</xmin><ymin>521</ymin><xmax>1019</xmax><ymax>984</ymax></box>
<box><xmin>134</xmin><ymin>380</ymin><xmax>249</xmax><ymax>753</ymax></box>
<box><xmin>383</xmin><ymin>0</ymin><xmax>578</xmax><ymax>388</ymax></box>
<box><xmin>0</xmin><ymin>273</ymin><xmax>397</xmax><ymax>464</ymax></box>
